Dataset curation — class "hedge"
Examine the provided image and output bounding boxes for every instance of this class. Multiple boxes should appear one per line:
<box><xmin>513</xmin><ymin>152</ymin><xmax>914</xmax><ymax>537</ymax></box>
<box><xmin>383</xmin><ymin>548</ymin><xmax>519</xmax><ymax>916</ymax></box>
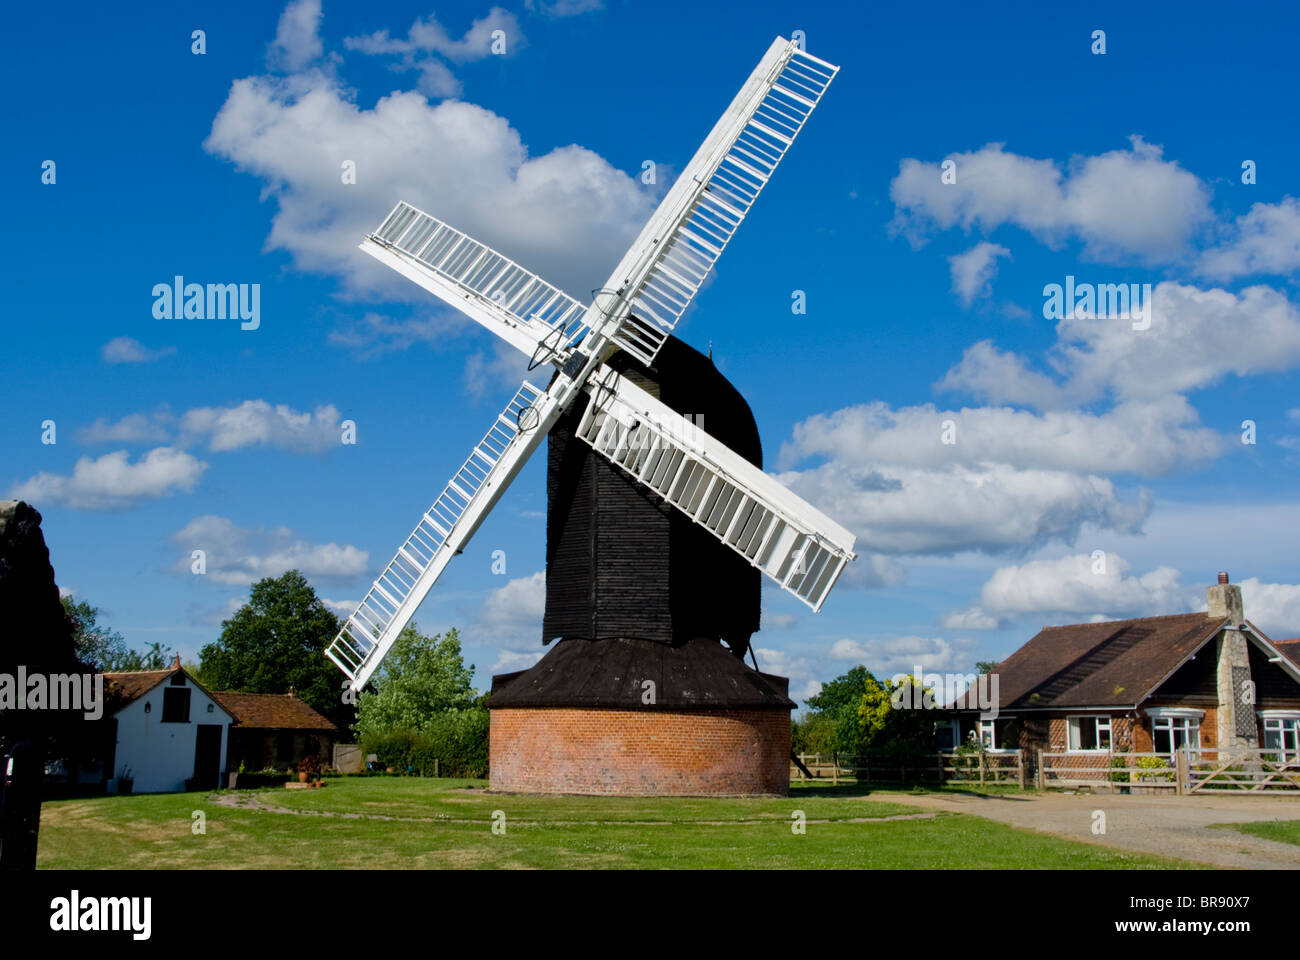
<box><xmin>363</xmin><ymin>708</ymin><xmax>489</xmax><ymax>779</ymax></box>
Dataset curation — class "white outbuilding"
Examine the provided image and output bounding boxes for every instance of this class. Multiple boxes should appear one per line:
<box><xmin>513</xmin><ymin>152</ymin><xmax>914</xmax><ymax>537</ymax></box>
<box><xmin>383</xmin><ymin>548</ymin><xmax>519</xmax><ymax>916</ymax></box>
<box><xmin>103</xmin><ymin>658</ymin><xmax>233</xmax><ymax>793</ymax></box>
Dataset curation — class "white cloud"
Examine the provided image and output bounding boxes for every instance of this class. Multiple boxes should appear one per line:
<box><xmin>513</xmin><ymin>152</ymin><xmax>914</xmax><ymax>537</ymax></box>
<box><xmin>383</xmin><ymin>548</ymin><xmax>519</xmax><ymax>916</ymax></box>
<box><xmin>344</xmin><ymin>7</ymin><xmax>521</xmax><ymax>63</ymax></box>
<box><xmin>1199</xmin><ymin>196</ymin><xmax>1300</xmax><ymax>281</ymax></box>
<box><xmin>781</xmin><ymin>395</ymin><xmax>1224</xmax><ymax>476</ymax></box>
<box><xmin>783</xmin><ymin>460</ymin><xmax>1149</xmax><ymax>557</ymax></box>
<box><xmin>491</xmin><ymin>648</ymin><xmax>545</xmax><ymax>672</ymax></box>
<box><xmin>10</xmin><ymin>447</ymin><xmax>207</xmax><ymax>510</ymax></box>
<box><xmin>948</xmin><ymin>241</ymin><xmax>1010</xmax><ymax>307</ymax></box>
<box><xmin>525</xmin><ymin>0</ymin><xmax>603</xmax><ymax>16</ymax></box>
<box><xmin>1234</xmin><ymin>578</ymin><xmax>1300</xmax><ymax>640</ymax></box>
<box><xmin>101</xmin><ymin>336</ymin><xmax>176</xmax><ymax>364</ymax></box>
<box><xmin>76</xmin><ymin>412</ymin><xmax>174</xmax><ymax>446</ymax></box>
<box><xmin>463</xmin><ymin>339</ymin><xmax>533</xmax><ymax>403</ymax></box>
<box><xmin>178</xmin><ymin>400</ymin><xmax>342</xmax><ymax>453</ymax></box>
<box><xmin>828</xmin><ymin>635</ymin><xmax>979</xmax><ymax>676</ymax></box>
<box><xmin>940</xmin><ymin>282</ymin><xmax>1300</xmax><ymax>406</ymax></box>
<box><xmin>891</xmin><ymin>137</ymin><xmax>1212</xmax><ymax>263</ymax></box>
<box><xmin>320</xmin><ymin>596</ymin><xmax>360</xmax><ymax>617</ymax></box>
<box><xmin>204</xmin><ymin>38</ymin><xmax>654</xmax><ymax>307</ymax></box>
<box><xmin>269</xmin><ymin>0</ymin><xmax>323</xmax><ymax>72</ymax></box>
<box><xmin>479</xmin><ymin>570</ymin><xmax>546</xmax><ymax>633</ymax></box>
<box><xmin>171</xmin><ymin>515</ymin><xmax>368</xmax><ymax>585</ymax></box>
<box><xmin>948</xmin><ymin>552</ymin><xmax>1188</xmax><ymax>627</ymax></box>
<box><xmin>327</xmin><ymin>311</ymin><xmax>465</xmax><ymax>359</ymax></box>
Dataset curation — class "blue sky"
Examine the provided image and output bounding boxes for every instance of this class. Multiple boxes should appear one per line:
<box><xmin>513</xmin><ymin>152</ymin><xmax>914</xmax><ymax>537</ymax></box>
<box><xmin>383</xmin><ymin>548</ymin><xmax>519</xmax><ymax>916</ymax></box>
<box><xmin>5</xmin><ymin>0</ymin><xmax>1300</xmax><ymax>703</ymax></box>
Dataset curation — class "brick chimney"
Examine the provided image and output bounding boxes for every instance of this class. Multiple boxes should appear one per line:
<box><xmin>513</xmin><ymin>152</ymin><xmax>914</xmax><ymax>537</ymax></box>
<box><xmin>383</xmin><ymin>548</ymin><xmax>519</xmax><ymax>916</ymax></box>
<box><xmin>172</xmin><ymin>653</ymin><xmax>182</xmax><ymax>669</ymax></box>
<box><xmin>1211</xmin><ymin>572</ymin><xmax>1258</xmax><ymax>760</ymax></box>
<box><xmin>1206</xmin><ymin>571</ymin><xmax>1244</xmax><ymax>627</ymax></box>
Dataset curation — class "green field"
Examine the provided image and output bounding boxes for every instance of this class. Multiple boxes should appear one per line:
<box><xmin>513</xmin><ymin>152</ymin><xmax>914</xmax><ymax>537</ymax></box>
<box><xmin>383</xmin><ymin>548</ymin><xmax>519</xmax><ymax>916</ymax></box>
<box><xmin>36</xmin><ymin>777</ymin><xmax>1191</xmax><ymax>869</ymax></box>
<box><xmin>1214</xmin><ymin>819</ymin><xmax>1300</xmax><ymax>847</ymax></box>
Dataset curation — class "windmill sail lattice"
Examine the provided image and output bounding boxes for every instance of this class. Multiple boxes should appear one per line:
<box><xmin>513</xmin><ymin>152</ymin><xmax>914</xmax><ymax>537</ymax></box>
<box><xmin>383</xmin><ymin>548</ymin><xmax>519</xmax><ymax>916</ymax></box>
<box><xmin>608</xmin><ymin>43</ymin><xmax>838</xmax><ymax>365</ymax></box>
<box><xmin>327</xmin><ymin>37</ymin><xmax>851</xmax><ymax>690</ymax></box>
<box><xmin>576</xmin><ymin>368</ymin><xmax>855</xmax><ymax>611</ymax></box>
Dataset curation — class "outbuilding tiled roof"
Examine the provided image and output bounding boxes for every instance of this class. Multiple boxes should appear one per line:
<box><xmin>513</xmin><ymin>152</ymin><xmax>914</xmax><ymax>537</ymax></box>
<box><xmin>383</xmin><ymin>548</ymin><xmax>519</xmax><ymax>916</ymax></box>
<box><xmin>103</xmin><ymin>669</ymin><xmax>174</xmax><ymax>706</ymax></box>
<box><xmin>978</xmin><ymin>612</ymin><xmax>1230</xmax><ymax>710</ymax></box>
<box><xmin>209</xmin><ymin>691</ymin><xmax>338</xmax><ymax>732</ymax></box>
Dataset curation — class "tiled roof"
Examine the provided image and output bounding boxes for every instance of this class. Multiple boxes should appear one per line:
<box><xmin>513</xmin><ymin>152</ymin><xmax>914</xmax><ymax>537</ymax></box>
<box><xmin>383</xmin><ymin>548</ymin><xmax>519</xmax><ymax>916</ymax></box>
<box><xmin>103</xmin><ymin>668</ymin><xmax>176</xmax><ymax>709</ymax></box>
<box><xmin>977</xmin><ymin>612</ymin><xmax>1229</xmax><ymax>710</ymax></box>
<box><xmin>209</xmin><ymin>691</ymin><xmax>338</xmax><ymax>731</ymax></box>
<box><xmin>1276</xmin><ymin>639</ymin><xmax>1300</xmax><ymax>667</ymax></box>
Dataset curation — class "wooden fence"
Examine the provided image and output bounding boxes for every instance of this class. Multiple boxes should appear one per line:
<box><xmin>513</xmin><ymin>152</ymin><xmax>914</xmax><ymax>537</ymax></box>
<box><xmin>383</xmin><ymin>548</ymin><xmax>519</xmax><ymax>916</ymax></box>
<box><xmin>791</xmin><ymin>750</ymin><xmax>1026</xmax><ymax>787</ymax></box>
<box><xmin>1037</xmin><ymin>747</ymin><xmax>1300</xmax><ymax>794</ymax></box>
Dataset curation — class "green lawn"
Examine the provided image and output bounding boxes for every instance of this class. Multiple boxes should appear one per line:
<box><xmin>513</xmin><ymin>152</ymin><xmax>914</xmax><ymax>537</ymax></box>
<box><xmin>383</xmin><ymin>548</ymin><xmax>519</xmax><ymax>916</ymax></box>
<box><xmin>36</xmin><ymin>777</ymin><xmax>1192</xmax><ymax>869</ymax></box>
<box><xmin>1213</xmin><ymin>819</ymin><xmax>1300</xmax><ymax>847</ymax></box>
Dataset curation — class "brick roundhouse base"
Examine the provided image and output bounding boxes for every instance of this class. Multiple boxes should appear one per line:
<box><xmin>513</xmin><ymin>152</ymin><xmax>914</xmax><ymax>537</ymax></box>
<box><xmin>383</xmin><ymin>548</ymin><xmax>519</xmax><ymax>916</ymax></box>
<box><xmin>489</xmin><ymin>707</ymin><xmax>791</xmax><ymax>796</ymax></box>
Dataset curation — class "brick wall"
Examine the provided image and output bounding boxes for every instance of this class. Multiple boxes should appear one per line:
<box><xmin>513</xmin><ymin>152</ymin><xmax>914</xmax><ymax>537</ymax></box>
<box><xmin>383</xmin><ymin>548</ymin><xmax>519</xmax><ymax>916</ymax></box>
<box><xmin>490</xmin><ymin>707</ymin><xmax>790</xmax><ymax>796</ymax></box>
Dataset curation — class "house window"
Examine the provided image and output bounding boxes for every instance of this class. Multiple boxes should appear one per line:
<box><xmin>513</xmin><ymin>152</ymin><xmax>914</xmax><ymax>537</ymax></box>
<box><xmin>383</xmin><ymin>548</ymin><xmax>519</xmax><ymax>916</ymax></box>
<box><xmin>1067</xmin><ymin>715</ymin><xmax>1112</xmax><ymax>752</ymax></box>
<box><xmin>977</xmin><ymin>719</ymin><xmax>997</xmax><ymax>750</ymax></box>
<box><xmin>161</xmin><ymin>688</ymin><xmax>191</xmax><ymax>723</ymax></box>
<box><xmin>1262</xmin><ymin>715</ymin><xmax>1300</xmax><ymax>762</ymax></box>
<box><xmin>1152</xmin><ymin>715</ymin><xmax>1200</xmax><ymax>758</ymax></box>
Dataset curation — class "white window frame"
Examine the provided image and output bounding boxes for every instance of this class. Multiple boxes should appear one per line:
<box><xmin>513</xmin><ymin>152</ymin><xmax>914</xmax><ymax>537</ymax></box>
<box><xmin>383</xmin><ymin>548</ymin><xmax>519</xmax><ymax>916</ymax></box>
<box><xmin>1066</xmin><ymin>714</ymin><xmax>1113</xmax><ymax>753</ymax></box>
<box><xmin>1148</xmin><ymin>708</ymin><xmax>1203</xmax><ymax>759</ymax></box>
<box><xmin>1260</xmin><ymin>711</ymin><xmax>1300</xmax><ymax>762</ymax></box>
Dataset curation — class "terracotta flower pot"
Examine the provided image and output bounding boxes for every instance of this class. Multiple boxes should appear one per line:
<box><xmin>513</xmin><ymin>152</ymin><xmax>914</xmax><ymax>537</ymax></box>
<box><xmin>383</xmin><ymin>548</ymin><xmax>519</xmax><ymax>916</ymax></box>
<box><xmin>298</xmin><ymin>771</ymin><xmax>309</xmax><ymax>783</ymax></box>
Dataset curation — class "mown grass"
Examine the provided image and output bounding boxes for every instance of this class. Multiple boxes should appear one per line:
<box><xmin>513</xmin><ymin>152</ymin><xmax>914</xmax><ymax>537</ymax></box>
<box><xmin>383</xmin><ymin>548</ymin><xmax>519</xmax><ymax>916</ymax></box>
<box><xmin>1212</xmin><ymin>819</ymin><xmax>1300</xmax><ymax>847</ymax></box>
<box><xmin>36</xmin><ymin>777</ymin><xmax>1192</xmax><ymax>870</ymax></box>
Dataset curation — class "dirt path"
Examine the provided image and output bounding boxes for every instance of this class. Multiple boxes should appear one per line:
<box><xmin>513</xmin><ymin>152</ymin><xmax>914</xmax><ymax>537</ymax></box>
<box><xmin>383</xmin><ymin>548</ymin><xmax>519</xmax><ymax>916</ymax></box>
<box><xmin>210</xmin><ymin>791</ymin><xmax>937</xmax><ymax>827</ymax></box>
<box><xmin>880</xmin><ymin>791</ymin><xmax>1300</xmax><ymax>869</ymax></box>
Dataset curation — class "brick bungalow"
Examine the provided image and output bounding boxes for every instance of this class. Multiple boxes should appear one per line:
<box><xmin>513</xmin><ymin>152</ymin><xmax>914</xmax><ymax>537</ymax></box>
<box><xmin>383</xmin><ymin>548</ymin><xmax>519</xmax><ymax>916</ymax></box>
<box><xmin>209</xmin><ymin>690</ymin><xmax>339</xmax><ymax>773</ymax></box>
<box><xmin>950</xmin><ymin>572</ymin><xmax>1300</xmax><ymax>769</ymax></box>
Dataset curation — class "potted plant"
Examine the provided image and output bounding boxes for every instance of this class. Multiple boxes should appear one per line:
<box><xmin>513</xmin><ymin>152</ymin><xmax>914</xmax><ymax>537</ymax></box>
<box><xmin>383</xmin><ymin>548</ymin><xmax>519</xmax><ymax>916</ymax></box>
<box><xmin>116</xmin><ymin>765</ymin><xmax>135</xmax><ymax>795</ymax></box>
<box><xmin>297</xmin><ymin>753</ymin><xmax>319</xmax><ymax>783</ymax></box>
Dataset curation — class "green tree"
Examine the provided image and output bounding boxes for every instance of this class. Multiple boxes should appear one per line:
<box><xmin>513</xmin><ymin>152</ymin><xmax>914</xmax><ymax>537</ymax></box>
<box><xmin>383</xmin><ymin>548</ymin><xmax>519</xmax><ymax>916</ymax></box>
<box><xmin>61</xmin><ymin>596</ymin><xmax>174</xmax><ymax>671</ymax></box>
<box><xmin>62</xmin><ymin>596</ymin><xmax>127</xmax><ymax>671</ymax></box>
<box><xmin>804</xmin><ymin>665</ymin><xmax>876</xmax><ymax>755</ymax></box>
<box><xmin>975</xmin><ymin>660</ymin><xmax>1000</xmax><ymax>675</ymax></box>
<box><xmin>198</xmin><ymin>570</ymin><xmax>349</xmax><ymax>728</ymax></box>
<box><xmin>353</xmin><ymin>624</ymin><xmax>476</xmax><ymax>743</ymax></box>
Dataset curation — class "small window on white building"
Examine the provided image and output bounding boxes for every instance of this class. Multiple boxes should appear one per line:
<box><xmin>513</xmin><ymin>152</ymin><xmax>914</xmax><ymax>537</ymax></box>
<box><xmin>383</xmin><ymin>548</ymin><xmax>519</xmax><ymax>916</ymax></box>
<box><xmin>977</xmin><ymin>719</ymin><xmax>997</xmax><ymax>750</ymax></box>
<box><xmin>1066</xmin><ymin>715</ymin><xmax>1112</xmax><ymax>752</ymax></box>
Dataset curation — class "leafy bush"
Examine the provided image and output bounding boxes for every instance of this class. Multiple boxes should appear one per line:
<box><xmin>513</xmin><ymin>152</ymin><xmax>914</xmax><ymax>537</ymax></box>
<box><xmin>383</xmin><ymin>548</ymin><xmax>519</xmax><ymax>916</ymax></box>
<box><xmin>362</xmin><ymin>707</ymin><xmax>489</xmax><ymax>779</ymax></box>
<box><xmin>1133</xmin><ymin>755</ymin><xmax>1174</xmax><ymax>782</ymax></box>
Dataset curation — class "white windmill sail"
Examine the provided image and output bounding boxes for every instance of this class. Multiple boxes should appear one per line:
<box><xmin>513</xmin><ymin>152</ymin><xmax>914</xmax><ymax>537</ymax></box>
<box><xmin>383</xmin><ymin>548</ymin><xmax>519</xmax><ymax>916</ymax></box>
<box><xmin>605</xmin><ymin>39</ymin><xmax>839</xmax><ymax>365</ymax></box>
<box><xmin>576</xmin><ymin>367</ymin><xmax>856</xmax><ymax>611</ymax></box>
<box><xmin>362</xmin><ymin>202</ymin><xmax>592</xmax><ymax>368</ymax></box>
<box><xmin>328</xmin><ymin>37</ymin><xmax>847</xmax><ymax>690</ymax></box>
<box><xmin>327</xmin><ymin>379</ymin><xmax>562</xmax><ymax>688</ymax></box>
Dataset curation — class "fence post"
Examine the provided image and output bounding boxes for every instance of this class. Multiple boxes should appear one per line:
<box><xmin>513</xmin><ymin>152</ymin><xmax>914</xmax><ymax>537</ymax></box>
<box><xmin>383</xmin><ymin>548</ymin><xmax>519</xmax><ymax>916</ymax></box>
<box><xmin>1018</xmin><ymin>750</ymin><xmax>1027</xmax><ymax>789</ymax></box>
<box><xmin>832</xmin><ymin>752</ymin><xmax>838</xmax><ymax>787</ymax></box>
<box><xmin>937</xmin><ymin>752</ymin><xmax>944</xmax><ymax>786</ymax></box>
<box><xmin>1176</xmin><ymin>746</ymin><xmax>1188</xmax><ymax>795</ymax></box>
<box><xmin>1036</xmin><ymin>750</ymin><xmax>1045</xmax><ymax>790</ymax></box>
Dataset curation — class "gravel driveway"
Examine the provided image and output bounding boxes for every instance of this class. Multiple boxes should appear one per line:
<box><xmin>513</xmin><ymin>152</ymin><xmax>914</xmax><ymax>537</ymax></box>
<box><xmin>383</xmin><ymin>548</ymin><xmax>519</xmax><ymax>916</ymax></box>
<box><xmin>883</xmin><ymin>790</ymin><xmax>1300</xmax><ymax>869</ymax></box>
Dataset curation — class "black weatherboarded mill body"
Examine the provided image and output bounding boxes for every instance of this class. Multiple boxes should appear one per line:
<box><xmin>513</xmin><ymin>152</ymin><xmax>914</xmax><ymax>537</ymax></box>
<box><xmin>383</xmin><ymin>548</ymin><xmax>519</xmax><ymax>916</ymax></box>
<box><xmin>489</xmin><ymin>336</ymin><xmax>794</xmax><ymax>713</ymax></box>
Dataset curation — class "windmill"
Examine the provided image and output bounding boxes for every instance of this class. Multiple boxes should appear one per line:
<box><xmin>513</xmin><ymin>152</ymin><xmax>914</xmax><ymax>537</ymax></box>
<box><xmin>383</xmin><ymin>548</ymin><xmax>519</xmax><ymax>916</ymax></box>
<box><xmin>325</xmin><ymin>38</ymin><xmax>854</xmax><ymax>708</ymax></box>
